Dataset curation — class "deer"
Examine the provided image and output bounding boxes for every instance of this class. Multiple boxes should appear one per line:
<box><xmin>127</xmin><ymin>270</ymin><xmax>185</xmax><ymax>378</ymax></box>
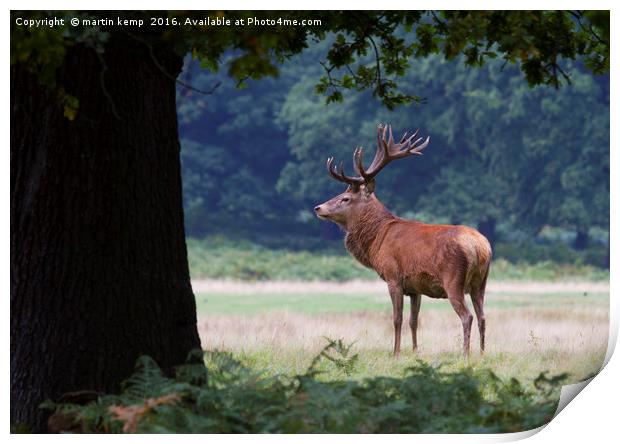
<box><xmin>314</xmin><ymin>124</ymin><xmax>492</xmax><ymax>357</ymax></box>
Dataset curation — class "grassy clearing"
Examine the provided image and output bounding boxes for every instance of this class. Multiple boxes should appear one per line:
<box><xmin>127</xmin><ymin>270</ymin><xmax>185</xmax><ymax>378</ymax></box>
<box><xmin>195</xmin><ymin>280</ymin><xmax>609</xmax><ymax>386</ymax></box>
<box><xmin>187</xmin><ymin>237</ymin><xmax>610</xmax><ymax>282</ymax></box>
<box><xmin>43</xmin><ymin>280</ymin><xmax>608</xmax><ymax>433</ymax></box>
<box><xmin>198</xmin><ymin>310</ymin><xmax>607</xmax><ymax>385</ymax></box>
<box><xmin>194</xmin><ymin>286</ymin><xmax>608</xmax><ymax>315</ymax></box>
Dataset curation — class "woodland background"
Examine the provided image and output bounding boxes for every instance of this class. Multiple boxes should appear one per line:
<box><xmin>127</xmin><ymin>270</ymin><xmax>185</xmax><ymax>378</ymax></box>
<box><xmin>177</xmin><ymin>38</ymin><xmax>609</xmax><ymax>271</ymax></box>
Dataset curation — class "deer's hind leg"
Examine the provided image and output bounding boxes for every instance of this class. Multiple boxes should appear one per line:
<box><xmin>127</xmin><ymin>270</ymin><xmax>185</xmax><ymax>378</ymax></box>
<box><xmin>470</xmin><ymin>289</ymin><xmax>485</xmax><ymax>354</ymax></box>
<box><xmin>470</xmin><ymin>268</ymin><xmax>489</xmax><ymax>354</ymax></box>
<box><xmin>444</xmin><ymin>274</ymin><xmax>473</xmax><ymax>357</ymax></box>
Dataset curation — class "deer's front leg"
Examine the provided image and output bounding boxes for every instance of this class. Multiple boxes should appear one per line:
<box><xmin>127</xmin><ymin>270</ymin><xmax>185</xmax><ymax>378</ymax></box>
<box><xmin>409</xmin><ymin>293</ymin><xmax>422</xmax><ymax>352</ymax></box>
<box><xmin>388</xmin><ymin>282</ymin><xmax>404</xmax><ymax>356</ymax></box>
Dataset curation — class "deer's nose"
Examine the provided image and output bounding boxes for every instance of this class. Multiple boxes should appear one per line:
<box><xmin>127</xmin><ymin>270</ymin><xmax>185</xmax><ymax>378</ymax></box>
<box><xmin>314</xmin><ymin>205</ymin><xmax>321</xmax><ymax>212</ymax></box>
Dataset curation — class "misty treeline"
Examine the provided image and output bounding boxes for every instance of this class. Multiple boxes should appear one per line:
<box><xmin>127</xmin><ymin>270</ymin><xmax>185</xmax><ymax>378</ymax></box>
<box><xmin>177</xmin><ymin>39</ymin><xmax>609</xmax><ymax>267</ymax></box>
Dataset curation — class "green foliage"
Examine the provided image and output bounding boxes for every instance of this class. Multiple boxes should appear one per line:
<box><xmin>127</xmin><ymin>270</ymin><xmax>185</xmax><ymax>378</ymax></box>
<box><xmin>43</xmin><ymin>341</ymin><xmax>567</xmax><ymax>433</ymax></box>
<box><xmin>187</xmin><ymin>237</ymin><xmax>376</xmax><ymax>281</ymax></box>
<box><xmin>16</xmin><ymin>10</ymin><xmax>604</xmax><ymax>254</ymax></box>
<box><xmin>12</xmin><ymin>11</ymin><xmax>609</xmax><ymax>110</ymax></box>
<box><xmin>490</xmin><ymin>258</ymin><xmax>608</xmax><ymax>282</ymax></box>
<box><xmin>11</xmin><ymin>10</ymin><xmax>610</xmax><ymax>264</ymax></box>
<box><xmin>177</xmin><ymin>43</ymin><xmax>329</xmax><ymax>234</ymax></box>
<box><xmin>187</xmin><ymin>237</ymin><xmax>609</xmax><ymax>282</ymax></box>
<box><xmin>306</xmin><ymin>338</ymin><xmax>360</xmax><ymax>377</ymax></box>
<box><xmin>10</xmin><ymin>11</ymin><xmax>70</xmax><ymax>87</ymax></box>
<box><xmin>435</xmin><ymin>11</ymin><xmax>608</xmax><ymax>87</ymax></box>
<box><xmin>276</xmin><ymin>52</ymin><xmax>608</xmax><ymax>254</ymax></box>
<box><xmin>509</xmin><ymin>70</ymin><xmax>610</xmax><ymax>234</ymax></box>
<box><xmin>313</xmin><ymin>11</ymin><xmax>608</xmax><ymax>107</ymax></box>
<box><xmin>494</xmin><ymin>240</ymin><xmax>608</xmax><ymax>270</ymax></box>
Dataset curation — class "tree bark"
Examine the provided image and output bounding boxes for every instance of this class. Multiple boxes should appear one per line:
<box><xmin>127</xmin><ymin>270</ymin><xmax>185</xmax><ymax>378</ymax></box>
<box><xmin>11</xmin><ymin>36</ymin><xmax>201</xmax><ymax>432</ymax></box>
<box><xmin>477</xmin><ymin>217</ymin><xmax>497</xmax><ymax>250</ymax></box>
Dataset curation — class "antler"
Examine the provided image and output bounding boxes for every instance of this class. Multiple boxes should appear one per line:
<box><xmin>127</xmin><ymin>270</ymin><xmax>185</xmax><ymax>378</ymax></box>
<box><xmin>355</xmin><ymin>124</ymin><xmax>430</xmax><ymax>183</ymax></box>
<box><xmin>326</xmin><ymin>124</ymin><xmax>430</xmax><ymax>189</ymax></box>
<box><xmin>326</xmin><ymin>155</ymin><xmax>366</xmax><ymax>189</ymax></box>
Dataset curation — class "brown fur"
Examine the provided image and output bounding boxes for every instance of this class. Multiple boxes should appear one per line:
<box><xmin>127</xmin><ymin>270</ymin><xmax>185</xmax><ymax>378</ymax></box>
<box><xmin>316</xmin><ymin>189</ymin><xmax>492</xmax><ymax>356</ymax></box>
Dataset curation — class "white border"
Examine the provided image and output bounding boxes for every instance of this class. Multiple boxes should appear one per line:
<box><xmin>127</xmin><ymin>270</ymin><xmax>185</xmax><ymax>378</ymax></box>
<box><xmin>4</xmin><ymin>2</ymin><xmax>617</xmax><ymax>442</ymax></box>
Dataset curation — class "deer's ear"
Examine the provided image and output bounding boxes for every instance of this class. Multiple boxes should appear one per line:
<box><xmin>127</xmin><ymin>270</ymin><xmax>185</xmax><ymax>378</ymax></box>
<box><xmin>364</xmin><ymin>180</ymin><xmax>375</xmax><ymax>195</ymax></box>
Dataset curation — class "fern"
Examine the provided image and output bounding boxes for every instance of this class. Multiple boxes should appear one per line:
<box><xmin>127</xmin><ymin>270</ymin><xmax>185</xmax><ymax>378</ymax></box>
<box><xmin>42</xmin><ymin>338</ymin><xmax>567</xmax><ymax>433</ymax></box>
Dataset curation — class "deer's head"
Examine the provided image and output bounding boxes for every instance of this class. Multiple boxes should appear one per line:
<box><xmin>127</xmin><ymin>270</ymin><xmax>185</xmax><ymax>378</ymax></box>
<box><xmin>314</xmin><ymin>124</ymin><xmax>430</xmax><ymax>230</ymax></box>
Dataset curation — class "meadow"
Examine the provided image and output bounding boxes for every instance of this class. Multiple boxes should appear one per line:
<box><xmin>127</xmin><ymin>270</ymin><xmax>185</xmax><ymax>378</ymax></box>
<box><xmin>188</xmin><ymin>238</ymin><xmax>609</xmax><ymax>388</ymax></box>
<box><xmin>194</xmin><ymin>279</ymin><xmax>609</xmax><ymax>386</ymax></box>
<box><xmin>47</xmin><ymin>276</ymin><xmax>607</xmax><ymax>433</ymax></box>
<box><xmin>44</xmin><ymin>248</ymin><xmax>610</xmax><ymax>433</ymax></box>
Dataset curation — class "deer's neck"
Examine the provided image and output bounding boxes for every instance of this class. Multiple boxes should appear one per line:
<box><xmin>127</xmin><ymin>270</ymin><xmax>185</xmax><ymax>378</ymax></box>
<box><xmin>344</xmin><ymin>199</ymin><xmax>395</xmax><ymax>269</ymax></box>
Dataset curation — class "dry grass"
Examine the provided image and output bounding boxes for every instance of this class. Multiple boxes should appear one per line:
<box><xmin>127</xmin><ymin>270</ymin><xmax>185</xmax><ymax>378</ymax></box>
<box><xmin>191</xmin><ymin>279</ymin><xmax>610</xmax><ymax>295</ymax></box>
<box><xmin>200</xmin><ymin>308</ymin><xmax>608</xmax><ymax>354</ymax></box>
<box><xmin>196</xmin><ymin>280</ymin><xmax>609</xmax><ymax>384</ymax></box>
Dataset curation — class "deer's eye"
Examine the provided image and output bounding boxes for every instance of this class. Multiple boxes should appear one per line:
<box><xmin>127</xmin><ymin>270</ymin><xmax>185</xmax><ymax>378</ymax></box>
<box><xmin>341</xmin><ymin>197</ymin><xmax>350</xmax><ymax>203</ymax></box>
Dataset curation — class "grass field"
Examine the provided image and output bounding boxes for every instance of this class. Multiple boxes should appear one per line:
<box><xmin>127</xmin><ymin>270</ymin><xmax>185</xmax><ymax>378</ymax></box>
<box><xmin>44</xmin><ymin>278</ymin><xmax>609</xmax><ymax>433</ymax></box>
<box><xmin>194</xmin><ymin>279</ymin><xmax>609</xmax><ymax>386</ymax></box>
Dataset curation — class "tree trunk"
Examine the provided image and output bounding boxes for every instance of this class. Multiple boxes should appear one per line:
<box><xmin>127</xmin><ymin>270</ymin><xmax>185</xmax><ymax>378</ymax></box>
<box><xmin>574</xmin><ymin>229</ymin><xmax>589</xmax><ymax>250</ymax></box>
<box><xmin>11</xmin><ymin>37</ymin><xmax>201</xmax><ymax>432</ymax></box>
<box><xmin>477</xmin><ymin>217</ymin><xmax>497</xmax><ymax>250</ymax></box>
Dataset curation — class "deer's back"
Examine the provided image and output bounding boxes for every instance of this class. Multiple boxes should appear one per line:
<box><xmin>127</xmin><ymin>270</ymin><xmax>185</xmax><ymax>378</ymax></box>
<box><xmin>370</xmin><ymin>220</ymin><xmax>492</xmax><ymax>297</ymax></box>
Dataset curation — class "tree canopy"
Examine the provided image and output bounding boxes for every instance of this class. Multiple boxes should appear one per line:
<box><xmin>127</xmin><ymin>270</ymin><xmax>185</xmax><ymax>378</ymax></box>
<box><xmin>12</xmin><ymin>11</ymin><xmax>609</xmax><ymax>108</ymax></box>
<box><xmin>11</xmin><ymin>9</ymin><xmax>609</xmax><ymax>249</ymax></box>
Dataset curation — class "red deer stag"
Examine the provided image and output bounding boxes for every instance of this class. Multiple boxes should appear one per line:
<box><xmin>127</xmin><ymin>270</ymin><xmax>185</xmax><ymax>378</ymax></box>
<box><xmin>314</xmin><ymin>124</ymin><xmax>492</xmax><ymax>357</ymax></box>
